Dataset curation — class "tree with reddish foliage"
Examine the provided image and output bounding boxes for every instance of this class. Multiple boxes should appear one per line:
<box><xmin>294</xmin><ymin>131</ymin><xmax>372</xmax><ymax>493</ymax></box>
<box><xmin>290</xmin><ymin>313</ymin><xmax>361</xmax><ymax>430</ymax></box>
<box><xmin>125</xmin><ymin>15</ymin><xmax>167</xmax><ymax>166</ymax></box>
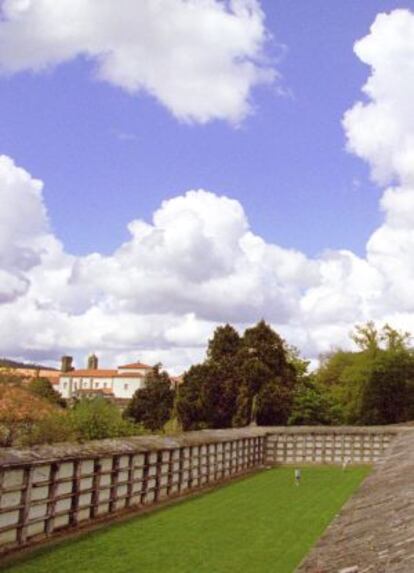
<box><xmin>0</xmin><ymin>384</ymin><xmax>56</xmax><ymax>446</ymax></box>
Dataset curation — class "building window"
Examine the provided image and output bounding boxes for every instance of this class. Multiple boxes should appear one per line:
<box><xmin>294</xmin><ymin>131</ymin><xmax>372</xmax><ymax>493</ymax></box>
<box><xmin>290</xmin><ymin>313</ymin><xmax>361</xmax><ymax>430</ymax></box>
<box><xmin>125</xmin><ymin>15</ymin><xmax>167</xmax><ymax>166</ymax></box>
<box><xmin>103</xmin><ymin>382</ymin><xmax>107</xmax><ymax>388</ymax></box>
<box><xmin>63</xmin><ymin>382</ymin><xmax>67</xmax><ymax>389</ymax></box>
<box><xmin>95</xmin><ymin>382</ymin><xmax>99</xmax><ymax>388</ymax></box>
<box><xmin>124</xmin><ymin>384</ymin><xmax>129</xmax><ymax>390</ymax></box>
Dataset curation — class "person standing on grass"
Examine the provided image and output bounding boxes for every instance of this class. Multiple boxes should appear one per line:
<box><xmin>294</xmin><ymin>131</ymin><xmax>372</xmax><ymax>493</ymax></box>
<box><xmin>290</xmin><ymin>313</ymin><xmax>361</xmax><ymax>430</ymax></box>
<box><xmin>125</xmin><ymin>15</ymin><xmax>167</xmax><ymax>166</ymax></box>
<box><xmin>294</xmin><ymin>468</ymin><xmax>301</xmax><ymax>486</ymax></box>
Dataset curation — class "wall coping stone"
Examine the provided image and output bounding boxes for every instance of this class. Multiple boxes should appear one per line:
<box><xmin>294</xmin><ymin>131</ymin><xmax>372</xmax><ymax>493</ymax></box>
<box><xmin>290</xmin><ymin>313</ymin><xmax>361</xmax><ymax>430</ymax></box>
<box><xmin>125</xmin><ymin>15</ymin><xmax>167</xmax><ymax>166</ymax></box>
<box><xmin>0</xmin><ymin>425</ymin><xmax>406</xmax><ymax>468</ymax></box>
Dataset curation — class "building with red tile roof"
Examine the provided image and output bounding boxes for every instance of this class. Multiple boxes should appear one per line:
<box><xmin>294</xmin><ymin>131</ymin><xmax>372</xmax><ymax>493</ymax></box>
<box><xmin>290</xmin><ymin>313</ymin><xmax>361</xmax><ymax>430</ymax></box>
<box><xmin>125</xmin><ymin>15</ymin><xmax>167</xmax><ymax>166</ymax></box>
<box><xmin>57</xmin><ymin>356</ymin><xmax>158</xmax><ymax>401</ymax></box>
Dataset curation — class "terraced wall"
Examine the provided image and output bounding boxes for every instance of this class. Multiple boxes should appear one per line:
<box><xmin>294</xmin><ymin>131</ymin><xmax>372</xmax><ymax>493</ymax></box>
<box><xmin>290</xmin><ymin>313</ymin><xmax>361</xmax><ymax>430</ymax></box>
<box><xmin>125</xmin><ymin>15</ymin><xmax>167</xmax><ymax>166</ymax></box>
<box><xmin>0</xmin><ymin>426</ymin><xmax>399</xmax><ymax>558</ymax></box>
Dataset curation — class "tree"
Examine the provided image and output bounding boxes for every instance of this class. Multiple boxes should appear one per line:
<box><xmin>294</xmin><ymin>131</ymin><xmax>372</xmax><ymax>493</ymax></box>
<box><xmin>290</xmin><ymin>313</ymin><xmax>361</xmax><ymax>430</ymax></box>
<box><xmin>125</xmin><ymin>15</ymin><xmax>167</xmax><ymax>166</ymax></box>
<box><xmin>243</xmin><ymin>321</ymin><xmax>297</xmax><ymax>425</ymax></box>
<box><xmin>124</xmin><ymin>365</ymin><xmax>174</xmax><ymax>431</ymax></box>
<box><xmin>0</xmin><ymin>385</ymin><xmax>56</xmax><ymax>446</ymax></box>
<box><xmin>71</xmin><ymin>397</ymin><xmax>138</xmax><ymax>441</ymax></box>
<box><xmin>177</xmin><ymin>321</ymin><xmax>298</xmax><ymax>429</ymax></box>
<box><xmin>351</xmin><ymin>321</ymin><xmax>380</xmax><ymax>354</ymax></box>
<box><xmin>256</xmin><ymin>379</ymin><xmax>293</xmax><ymax>425</ymax></box>
<box><xmin>177</xmin><ymin>325</ymin><xmax>244</xmax><ymax>430</ymax></box>
<box><xmin>200</xmin><ymin>362</ymin><xmax>241</xmax><ymax>428</ymax></box>
<box><xmin>288</xmin><ymin>379</ymin><xmax>342</xmax><ymax>426</ymax></box>
<box><xmin>175</xmin><ymin>364</ymin><xmax>207</xmax><ymax>431</ymax></box>
<box><xmin>359</xmin><ymin>350</ymin><xmax>414</xmax><ymax>424</ymax></box>
<box><xmin>243</xmin><ymin>320</ymin><xmax>288</xmax><ymax>374</ymax></box>
<box><xmin>316</xmin><ymin>322</ymin><xmax>414</xmax><ymax>425</ymax></box>
<box><xmin>232</xmin><ymin>382</ymin><xmax>252</xmax><ymax>427</ymax></box>
<box><xmin>207</xmin><ymin>324</ymin><xmax>242</xmax><ymax>364</ymax></box>
<box><xmin>380</xmin><ymin>324</ymin><xmax>411</xmax><ymax>352</ymax></box>
<box><xmin>27</xmin><ymin>377</ymin><xmax>66</xmax><ymax>407</ymax></box>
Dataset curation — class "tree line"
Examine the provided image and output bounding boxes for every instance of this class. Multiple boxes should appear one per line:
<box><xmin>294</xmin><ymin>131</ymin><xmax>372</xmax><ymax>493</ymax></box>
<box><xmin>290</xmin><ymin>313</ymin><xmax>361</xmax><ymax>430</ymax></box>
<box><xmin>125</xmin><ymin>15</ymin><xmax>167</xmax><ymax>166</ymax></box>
<box><xmin>126</xmin><ymin>320</ymin><xmax>414</xmax><ymax>430</ymax></box>
<box><xmin>2</xmin><ymin>320</ymin><xmax>414</xmax><ymax>446</ymax></box>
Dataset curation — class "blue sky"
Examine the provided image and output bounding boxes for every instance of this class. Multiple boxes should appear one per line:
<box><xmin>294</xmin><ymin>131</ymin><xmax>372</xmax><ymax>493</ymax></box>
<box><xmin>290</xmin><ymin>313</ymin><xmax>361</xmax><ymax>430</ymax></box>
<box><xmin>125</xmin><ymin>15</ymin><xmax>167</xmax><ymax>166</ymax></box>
<box><xmin>0</xmin><ymin>0</ymin><xmax>409</xmax><ymax>258</ymax></box>
<box><xmin>1</xmin><ymin>1</ymin><xmax>414</xmax><ymax>370</ymax></box>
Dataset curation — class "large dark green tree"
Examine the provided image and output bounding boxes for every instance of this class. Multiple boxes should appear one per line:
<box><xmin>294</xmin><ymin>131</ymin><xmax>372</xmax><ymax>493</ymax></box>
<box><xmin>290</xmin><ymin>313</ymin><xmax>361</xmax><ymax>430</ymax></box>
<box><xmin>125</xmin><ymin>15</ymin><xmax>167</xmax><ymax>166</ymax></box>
<box><xmin>177</xmin><ymin>325</ymin><xmax>243</xmax><ymax>430</ymax></box>
<box><xmin>177</xmin><ymin>321</ymin><xmax>299</xmax><ymax>429</ymax></box>
<box><xmin>124</xmin><ymin>365</ymin><xmax>175</xmax><ymax>431</ymax></box>
<box><xmin>359</xmin><ymin>350</ymin><xmax>414</xmax><ymax>424</ymax></box>
<box><xmin>176</xmin><ymin>364</ymin><xmax>209</xmax><ymax>431</ymax></box>
<box><xmin>243</xmin><ymin>321</ymin><xmax>297</xmax><ymax>425</ymax></box>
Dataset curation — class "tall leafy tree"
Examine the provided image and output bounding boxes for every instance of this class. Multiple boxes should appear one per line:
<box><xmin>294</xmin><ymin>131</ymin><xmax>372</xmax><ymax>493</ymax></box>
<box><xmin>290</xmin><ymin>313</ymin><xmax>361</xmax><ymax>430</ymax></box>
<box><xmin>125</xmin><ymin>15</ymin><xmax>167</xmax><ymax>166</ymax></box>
<box><xmin>316</xmin><ymin>322</ymin><xmax>414</xmax><ymax>425</ymax></box>
<box><xmin>125</xmin><ymin>365</ymin><xmax>175</xmax><ymax>431</ymax></box>
<box><xmin>207</xmin><ymin>324</ymin><xmax>242</xmax><ymax>364</ymax></box>
<box><xmin>243</xmin><ymin>321</ymin><xmax>297</xmax><ymax>425</ymax></box>
<box><xmin>176</xmin><ymin>364</ymin><xmax>209</xmax><ymax>431</ymax></box>
<box><xmin>177</xmin><ymin>320</ymin><xmax>298</xmax><ymax>429</ymax></box>
<box><xmin>359</xmin><ymin>350</ymin><xmax>414</xmax><ymax>424</ymax></box>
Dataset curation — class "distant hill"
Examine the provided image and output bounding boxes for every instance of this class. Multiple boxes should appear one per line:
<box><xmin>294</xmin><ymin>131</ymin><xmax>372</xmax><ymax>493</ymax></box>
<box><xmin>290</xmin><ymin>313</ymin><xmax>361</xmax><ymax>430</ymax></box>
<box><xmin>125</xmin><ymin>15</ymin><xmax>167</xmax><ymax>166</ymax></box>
<box><xmin>0</xmin><ymin>358</ymin><xmax>58</xmax><ymax>371</ymax></box>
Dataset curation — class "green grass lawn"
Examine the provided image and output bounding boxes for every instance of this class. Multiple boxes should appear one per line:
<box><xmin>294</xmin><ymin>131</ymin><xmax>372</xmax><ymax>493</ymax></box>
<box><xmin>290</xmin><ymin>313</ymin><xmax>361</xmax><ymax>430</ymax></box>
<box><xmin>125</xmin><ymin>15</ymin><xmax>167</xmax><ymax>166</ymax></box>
<box><xmin>3</xmin><ymin>466</ymin><xmax>369</xmax><ymax>573</ymax></box>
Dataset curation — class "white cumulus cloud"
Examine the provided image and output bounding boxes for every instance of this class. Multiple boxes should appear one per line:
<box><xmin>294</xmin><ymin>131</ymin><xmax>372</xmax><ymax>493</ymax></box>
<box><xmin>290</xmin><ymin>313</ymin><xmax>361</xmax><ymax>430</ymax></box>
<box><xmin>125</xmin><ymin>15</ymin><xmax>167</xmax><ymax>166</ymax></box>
<box><xmin>2</xmin><ymin>8</ymin><xmax>414</xmax><ymax>371</ymax></box>
<box><xmin>0</xmin><ymin>0</ymin><xmax>275</xmax><ymax>124</ymax></box>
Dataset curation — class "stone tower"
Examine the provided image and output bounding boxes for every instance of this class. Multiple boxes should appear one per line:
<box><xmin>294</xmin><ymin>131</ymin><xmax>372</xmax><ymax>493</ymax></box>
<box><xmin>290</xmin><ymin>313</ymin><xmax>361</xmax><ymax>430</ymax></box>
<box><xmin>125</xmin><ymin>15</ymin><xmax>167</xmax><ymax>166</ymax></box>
<box><xmin>87</xmin><ymin>353</ymin><xmax>98</xmax><ymax>370</ymax></box>
<box><xmin>61</xmin><ymin>355</ymin><xmax>73</xmax><ymax>372</ymax></box>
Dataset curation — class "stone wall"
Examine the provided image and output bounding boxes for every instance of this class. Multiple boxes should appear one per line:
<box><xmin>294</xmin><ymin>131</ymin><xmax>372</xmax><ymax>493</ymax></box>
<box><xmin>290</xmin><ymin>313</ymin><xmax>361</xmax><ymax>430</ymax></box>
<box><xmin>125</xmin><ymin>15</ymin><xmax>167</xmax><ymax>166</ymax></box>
<box><xmin>264</xmin><ymin>427</ymin><xmax>396</xmax><ymax>466</ymax></box>
<box><xmin>296</xmin><ymin>428</ymin><xmax>414</xmax><ymax>573</ymax></box>
<box><xmin>0</xmin><ymin>428</ymin><xmax>267</xmax><ymax>555</ymax></box>
<box><xmin>0</xmin><ymin>426</ymin><xmax>400</xmax><ymax>558</ymax></box>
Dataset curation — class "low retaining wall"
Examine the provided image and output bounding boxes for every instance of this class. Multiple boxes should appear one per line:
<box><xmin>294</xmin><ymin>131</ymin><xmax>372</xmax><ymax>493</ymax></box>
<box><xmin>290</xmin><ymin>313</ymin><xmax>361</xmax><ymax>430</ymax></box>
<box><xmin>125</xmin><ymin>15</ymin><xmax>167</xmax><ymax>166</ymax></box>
<box><xmin>265</xmin><ymin>426</ymin><xmax>397</xmax><ymax>465</ymax></box>
<box><xmin>0</xmin><ymin>428</ymin><xmax>267</xmax><ymax>555</ymax></box>
<box><xmin>0</xmin><ymin>426</ymin><xmax>400</xmax><ymax>558</ymax></box>
<box><xmin>296</xmin><ymin>428</ymin><xmax>414</xmax><ymax>573</ymax></box>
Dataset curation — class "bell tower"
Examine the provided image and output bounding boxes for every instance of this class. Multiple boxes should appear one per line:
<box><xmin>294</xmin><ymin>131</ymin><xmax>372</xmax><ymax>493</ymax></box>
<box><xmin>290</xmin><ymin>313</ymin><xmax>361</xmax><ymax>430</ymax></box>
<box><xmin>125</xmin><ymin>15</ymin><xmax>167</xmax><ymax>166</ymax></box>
<box><xmin>87</xmin><ymin>353</ymin><xmax>98</xmax><ymax>370</ymax></box>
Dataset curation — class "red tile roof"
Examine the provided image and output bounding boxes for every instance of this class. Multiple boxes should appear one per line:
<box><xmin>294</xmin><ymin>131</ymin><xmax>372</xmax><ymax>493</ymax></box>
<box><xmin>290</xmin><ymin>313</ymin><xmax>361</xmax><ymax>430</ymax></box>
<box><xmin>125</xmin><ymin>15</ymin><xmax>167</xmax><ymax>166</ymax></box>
<box><xmin>59</xmin><ymin>369</ymin><xmax>146</xmax><ymax>379</ymax></box>
<box><xmin>117</xmin><ymin>362</ymin><xmax>153</xmax><ymax>370</ymax></box>
<box><xmin>60</xmin><ymin>369</ymin><xmax>117</xmax><ymax>378</ymax></box>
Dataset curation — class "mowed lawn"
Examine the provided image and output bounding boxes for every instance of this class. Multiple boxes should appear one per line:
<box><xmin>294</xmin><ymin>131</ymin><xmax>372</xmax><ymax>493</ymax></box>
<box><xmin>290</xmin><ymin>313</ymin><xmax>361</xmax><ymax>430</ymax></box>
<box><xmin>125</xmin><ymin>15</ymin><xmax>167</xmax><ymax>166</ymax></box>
<box><xmin>3</xmin><ymin>466</ymin><xmax>369</xmax><ymax>573</ymax></box>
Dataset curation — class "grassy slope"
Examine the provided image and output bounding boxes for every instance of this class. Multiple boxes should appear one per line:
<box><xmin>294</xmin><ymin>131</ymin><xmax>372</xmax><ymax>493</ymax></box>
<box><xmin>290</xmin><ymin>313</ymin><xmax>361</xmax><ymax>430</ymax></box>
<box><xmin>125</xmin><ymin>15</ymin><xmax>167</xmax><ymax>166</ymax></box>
<box><xmin>3</xmin><ymin>466</ymin><xmax>369</xmax><ymax>573</ymax></box>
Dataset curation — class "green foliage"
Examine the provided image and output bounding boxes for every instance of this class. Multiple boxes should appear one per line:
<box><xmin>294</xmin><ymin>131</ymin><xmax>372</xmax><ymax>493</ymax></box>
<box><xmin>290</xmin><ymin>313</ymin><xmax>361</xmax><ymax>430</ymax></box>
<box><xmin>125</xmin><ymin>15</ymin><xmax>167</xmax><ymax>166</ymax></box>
<box><xmin>256</xmin><ymin>379</ymin><xmax>293</xmax><ymax>425</ymax></box>
<box><xmin>177</xmin><ymin>320</ymin><xmax>299</xmax><ymax>429</ymax></box>
<box><xmin>124</xmin><ymin>365</ymin><xmax>175</xmax><ymax>431</ymax></box>
<box><xmin>27</xmin><ymin>377</ymin><xmax>66</xmax><ymax>407</ymax></box>
<box><xmin>316</xmin><ymin>322</ymin><xmax>414</xmax><ymax>425</ymax></box>
<box><xmin>207</xmin><ymin>324</ymin><xmax>242</xmax><ymax>364</ymax></box>
<box><xmin>70</xmin><ymin>397</ymin><xmax>140</xmax><ymax>441</ymax></box>
<box><xmin>19</xmin><ymin>413</ymin><xmax>76</xmax><ymax>447</ymax></box>
<box><xmin>350</xmin><ymin>321</ymin><xmax>380</xmax><ymax>354</ymax></box>
<box><xmin>359</xmin><ymin>350</ymin><xmax>414</xmax><ymax>424</ymax></box>
<box><xmin>232</xmin><ymin>382</ymin><xmax>251</xmax><ymax>427</ymax></box>
<box><xmin>288</xmin><ymin>379</ymin><xmax>343</xmax><ymax>426</ymax></box>
<box><xmin>176</xmin><ymin>364</ymin><xmax>208</xmax><ymax>431</ymax></box>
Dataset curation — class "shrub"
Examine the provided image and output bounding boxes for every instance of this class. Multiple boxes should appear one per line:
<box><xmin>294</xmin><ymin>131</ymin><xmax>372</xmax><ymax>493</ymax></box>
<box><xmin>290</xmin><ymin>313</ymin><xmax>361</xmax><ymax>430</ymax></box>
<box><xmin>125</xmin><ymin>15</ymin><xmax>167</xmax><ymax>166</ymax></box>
<box><xmin>27</xmin><ymin>377</ymin><xmax>66</xmax><ymax>408</ymax></box>
<box><xmin>70</xmin><ymin>397</ymin><xmax>142</xmax><ymax>441</ymax></box>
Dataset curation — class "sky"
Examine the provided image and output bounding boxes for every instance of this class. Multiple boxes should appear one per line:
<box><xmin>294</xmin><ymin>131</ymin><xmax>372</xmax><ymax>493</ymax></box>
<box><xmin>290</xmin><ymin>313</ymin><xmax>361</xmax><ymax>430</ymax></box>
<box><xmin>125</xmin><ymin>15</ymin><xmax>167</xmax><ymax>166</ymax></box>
<box><xmin>0</xmin><ymin>0</ymin><xmax>414</xmax><ymax>373</ymax></box>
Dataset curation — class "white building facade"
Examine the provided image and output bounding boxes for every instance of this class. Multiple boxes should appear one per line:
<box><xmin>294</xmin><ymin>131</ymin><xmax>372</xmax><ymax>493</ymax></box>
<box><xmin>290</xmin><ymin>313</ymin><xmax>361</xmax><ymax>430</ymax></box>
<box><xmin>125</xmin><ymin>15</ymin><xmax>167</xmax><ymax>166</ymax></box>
<box><xmin>58</xmin><ymin>361</ymin><xmax>153</xmax><ymax>401</ymax></box>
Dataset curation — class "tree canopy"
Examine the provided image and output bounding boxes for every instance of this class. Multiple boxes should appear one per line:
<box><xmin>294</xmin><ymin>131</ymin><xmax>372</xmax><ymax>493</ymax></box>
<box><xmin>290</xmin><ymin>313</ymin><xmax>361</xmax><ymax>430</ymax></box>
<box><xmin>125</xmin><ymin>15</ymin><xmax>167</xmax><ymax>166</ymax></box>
<box><xmin>177</xmin><ymin>321</ymin><xmax>299</xmax><ymax>430</ymax></box>
<box><xmin>124</xmin><ymin>365</ymin><xmax>175</xmax><ymax>431</ymax></box>
<box><xmin>315</xmin><ymin>322</ymin><xmax>414</xmax><ymax>425</ymax></box>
